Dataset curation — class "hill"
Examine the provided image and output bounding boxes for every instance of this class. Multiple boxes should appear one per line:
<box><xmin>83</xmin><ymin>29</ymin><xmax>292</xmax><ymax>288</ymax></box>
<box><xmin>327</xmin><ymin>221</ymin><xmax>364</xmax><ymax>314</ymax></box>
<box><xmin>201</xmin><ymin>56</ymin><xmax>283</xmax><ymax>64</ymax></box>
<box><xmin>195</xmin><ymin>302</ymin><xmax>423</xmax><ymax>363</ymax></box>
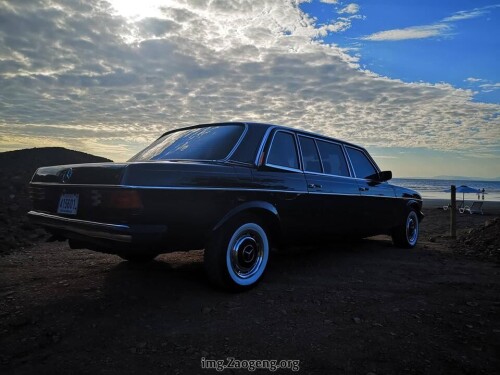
<box><xmin>0</xmin><ymin>147</ymin><xmax>111</xmax><ymax>175</ymax></box>
<box><xmin>0</xmin><ymin>147</ymin><xmax>112</xmax><ymax>254</ymax></box>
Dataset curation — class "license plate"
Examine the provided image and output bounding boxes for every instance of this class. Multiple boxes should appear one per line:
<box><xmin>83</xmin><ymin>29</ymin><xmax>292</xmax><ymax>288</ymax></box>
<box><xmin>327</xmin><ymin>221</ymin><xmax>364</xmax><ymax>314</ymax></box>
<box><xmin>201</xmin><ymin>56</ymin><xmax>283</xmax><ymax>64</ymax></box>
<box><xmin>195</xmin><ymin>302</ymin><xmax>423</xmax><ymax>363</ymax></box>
<box><xmin>57</xmin><ymin>193</ymin><xmax>79</xmax><ymax>215</ymax></box>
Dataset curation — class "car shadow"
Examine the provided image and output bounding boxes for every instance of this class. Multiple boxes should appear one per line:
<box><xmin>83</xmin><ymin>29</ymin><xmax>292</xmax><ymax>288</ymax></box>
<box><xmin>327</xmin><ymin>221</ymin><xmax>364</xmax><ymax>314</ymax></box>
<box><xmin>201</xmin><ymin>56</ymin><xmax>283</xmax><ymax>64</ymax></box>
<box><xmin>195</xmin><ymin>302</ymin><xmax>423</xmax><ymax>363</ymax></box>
<box><xmin>100</xmin><ymin>236</ymin><xmax>397</xmax><ymax>299</ymax></box>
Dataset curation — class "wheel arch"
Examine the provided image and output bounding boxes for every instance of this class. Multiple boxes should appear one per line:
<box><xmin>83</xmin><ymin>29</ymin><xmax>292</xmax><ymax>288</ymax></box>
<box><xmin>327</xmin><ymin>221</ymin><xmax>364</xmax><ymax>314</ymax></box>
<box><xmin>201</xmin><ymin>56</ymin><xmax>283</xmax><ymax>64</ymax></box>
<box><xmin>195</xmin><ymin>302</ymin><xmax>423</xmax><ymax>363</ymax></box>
<box><xmin>212</xmin><ymin>201</ymin><xmax>282</xmax><ymax>244</ymax></box>
<box><xmin>406</xmin><ymin>199</ymin><xmax>424</xmax><ymax>221</ymax></box>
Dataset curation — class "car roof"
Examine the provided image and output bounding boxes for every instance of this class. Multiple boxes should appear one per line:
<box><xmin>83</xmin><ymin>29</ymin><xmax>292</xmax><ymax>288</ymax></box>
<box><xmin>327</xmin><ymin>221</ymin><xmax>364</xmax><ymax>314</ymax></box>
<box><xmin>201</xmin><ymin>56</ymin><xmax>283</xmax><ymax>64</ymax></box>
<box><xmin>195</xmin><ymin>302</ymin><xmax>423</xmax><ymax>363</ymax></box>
<box><xmin>159</xmin><ymin>121</ymin><xmax>368</xmax><ymax>152</ymax></box>
<box><xmin>242</xmin><ymin>122</ymin><xmax>367</xmax><ymax>151</ymax></box>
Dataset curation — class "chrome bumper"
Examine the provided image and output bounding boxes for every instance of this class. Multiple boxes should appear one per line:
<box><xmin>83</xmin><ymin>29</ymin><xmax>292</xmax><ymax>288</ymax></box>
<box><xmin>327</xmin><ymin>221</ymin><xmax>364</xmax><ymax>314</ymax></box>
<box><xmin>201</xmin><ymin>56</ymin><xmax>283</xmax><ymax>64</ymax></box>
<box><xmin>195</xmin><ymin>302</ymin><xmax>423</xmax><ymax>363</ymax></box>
<box><xmin>27</xmin><ymin>211</ymin><xmax>167</xmax><ymax>243</ymax></box>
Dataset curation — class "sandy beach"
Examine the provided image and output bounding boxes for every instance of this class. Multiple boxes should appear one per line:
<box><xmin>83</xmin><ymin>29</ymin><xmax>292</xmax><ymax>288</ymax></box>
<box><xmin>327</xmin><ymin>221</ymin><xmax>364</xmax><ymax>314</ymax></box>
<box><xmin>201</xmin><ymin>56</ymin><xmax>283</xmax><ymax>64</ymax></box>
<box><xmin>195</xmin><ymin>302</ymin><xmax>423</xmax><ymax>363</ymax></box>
<box><xmin>1</xmin><ymin>198</ymin><xmax>499</xmax><ymax>374</ymax></box>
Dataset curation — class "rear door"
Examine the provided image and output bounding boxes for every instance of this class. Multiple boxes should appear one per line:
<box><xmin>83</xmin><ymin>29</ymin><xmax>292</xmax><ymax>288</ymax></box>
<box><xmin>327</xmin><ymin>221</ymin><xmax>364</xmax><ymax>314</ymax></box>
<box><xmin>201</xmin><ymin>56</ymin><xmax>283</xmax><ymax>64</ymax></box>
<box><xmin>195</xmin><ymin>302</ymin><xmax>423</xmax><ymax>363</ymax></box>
<box><xmin>298</xmin><ymin>135</ymin><xmax>361</xmax><ymax>239</ymax></box>
<box><xmin>253</xmin><ymin>130</ymin><xmax>309</xmax><ymax>243</ymax></box>
<box><xmin>344</xmin><ymin>146</ymin><xmax>397</xmax><ymax>233</ymax></box>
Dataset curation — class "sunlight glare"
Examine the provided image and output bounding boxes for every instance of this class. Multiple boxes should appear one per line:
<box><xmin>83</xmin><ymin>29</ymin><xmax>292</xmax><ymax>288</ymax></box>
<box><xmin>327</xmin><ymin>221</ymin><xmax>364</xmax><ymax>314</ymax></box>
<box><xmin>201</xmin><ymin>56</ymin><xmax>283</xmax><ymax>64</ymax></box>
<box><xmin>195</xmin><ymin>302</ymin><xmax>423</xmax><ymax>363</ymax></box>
<box><xmin>107</xmin><ymin>0</ymin><xmax>175</xmax><ymax>19</ymax></box>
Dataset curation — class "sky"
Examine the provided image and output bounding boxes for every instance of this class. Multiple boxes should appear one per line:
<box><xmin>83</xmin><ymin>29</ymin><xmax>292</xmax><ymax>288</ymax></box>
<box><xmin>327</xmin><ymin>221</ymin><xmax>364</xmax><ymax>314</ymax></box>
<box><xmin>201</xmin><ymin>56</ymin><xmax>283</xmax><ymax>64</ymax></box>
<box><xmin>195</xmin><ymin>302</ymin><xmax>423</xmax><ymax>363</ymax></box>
<box><xmin>0</xmin><ymin>0</ymin><xmax>499</xmax><ymax>178</ymax></box>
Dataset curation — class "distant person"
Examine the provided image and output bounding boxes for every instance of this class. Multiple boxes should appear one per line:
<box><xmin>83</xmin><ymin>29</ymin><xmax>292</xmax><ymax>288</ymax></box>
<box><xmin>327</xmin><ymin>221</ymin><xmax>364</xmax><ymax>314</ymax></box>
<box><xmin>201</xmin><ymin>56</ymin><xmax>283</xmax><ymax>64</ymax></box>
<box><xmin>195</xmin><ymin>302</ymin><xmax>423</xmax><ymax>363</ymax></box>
<box><xmin>477</xmin><ymin>190</ymin><xmax>480</xmax><ymax>200</ymax></box>
<box><xmin>482</xmin><ymin>188</ymin><xmax>485</xmax><ymax>200</ymax></box>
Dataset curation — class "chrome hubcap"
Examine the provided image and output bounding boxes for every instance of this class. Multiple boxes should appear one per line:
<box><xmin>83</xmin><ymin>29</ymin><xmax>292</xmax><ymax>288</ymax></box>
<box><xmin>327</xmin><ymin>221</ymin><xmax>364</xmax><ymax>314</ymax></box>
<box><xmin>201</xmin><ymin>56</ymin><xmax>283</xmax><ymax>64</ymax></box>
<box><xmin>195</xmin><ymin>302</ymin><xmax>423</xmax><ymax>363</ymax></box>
<box><xmin>406</xmin><ymin>211</ymin><xmax>419</xmax><ymax>246</ymax></box>
<box><xmin>229</xmin><ymin>230</ymin><xmax>264</xmax><ymax>279</ymax></box>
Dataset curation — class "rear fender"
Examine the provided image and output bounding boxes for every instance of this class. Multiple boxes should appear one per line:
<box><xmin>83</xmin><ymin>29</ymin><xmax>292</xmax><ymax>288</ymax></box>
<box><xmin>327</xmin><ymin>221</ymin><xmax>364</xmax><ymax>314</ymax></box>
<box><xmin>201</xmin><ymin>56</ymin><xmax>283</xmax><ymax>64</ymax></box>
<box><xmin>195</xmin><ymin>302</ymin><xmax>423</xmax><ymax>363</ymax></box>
<box><xmin>212</xmin><ymin>201</ymin><xmax>281</xmax><ymax>240</ymax></box>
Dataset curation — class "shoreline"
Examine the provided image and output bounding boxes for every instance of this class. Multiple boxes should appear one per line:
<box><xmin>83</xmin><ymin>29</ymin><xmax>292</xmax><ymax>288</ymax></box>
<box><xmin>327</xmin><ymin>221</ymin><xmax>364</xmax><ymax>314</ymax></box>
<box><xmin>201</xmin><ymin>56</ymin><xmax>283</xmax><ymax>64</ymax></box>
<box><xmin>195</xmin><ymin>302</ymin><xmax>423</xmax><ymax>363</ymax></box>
<box><xmin>423</xmin><ymin>198</ymin><xmax>500</xmax><ymax>214</ymax></box>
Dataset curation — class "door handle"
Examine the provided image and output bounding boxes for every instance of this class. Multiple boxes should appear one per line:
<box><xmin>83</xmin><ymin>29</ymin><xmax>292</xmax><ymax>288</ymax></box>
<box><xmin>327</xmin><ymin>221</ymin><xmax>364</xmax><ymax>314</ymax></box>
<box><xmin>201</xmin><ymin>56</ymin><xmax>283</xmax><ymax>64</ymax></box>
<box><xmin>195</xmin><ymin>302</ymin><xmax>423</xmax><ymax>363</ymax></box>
<box><xmin>359</xmin><ymin>187</ymin><xmax>369</xmax><ymax>191</ymax></box>
<box><xmin>308</xmin><ymin>183</ymin><xmax>322</xmax><ymax>189</ymax></box>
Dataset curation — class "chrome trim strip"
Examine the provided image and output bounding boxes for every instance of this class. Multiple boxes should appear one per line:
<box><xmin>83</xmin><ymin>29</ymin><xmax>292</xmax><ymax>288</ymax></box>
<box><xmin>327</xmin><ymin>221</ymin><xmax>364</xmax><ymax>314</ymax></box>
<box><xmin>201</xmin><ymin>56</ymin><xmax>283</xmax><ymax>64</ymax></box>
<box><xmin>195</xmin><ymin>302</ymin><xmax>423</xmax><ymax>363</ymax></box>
<box><xmin>301</xmin><ymin>170</ymin><xmax>358</xmax><ymax>181</ymax></box>
<box><xmin>264</xmin><ymin>164</ymin><xmax>303</xmax><ymax>173</ymax></box>
<box><xmin>30</xmin><ymin>183</ymin><xmax>308</xmax><ymax>194</ymax></box>
<box><xmin>29</xmin><ymin>183</ymin><xmax>419</xmax><ymax>200</ymax></box>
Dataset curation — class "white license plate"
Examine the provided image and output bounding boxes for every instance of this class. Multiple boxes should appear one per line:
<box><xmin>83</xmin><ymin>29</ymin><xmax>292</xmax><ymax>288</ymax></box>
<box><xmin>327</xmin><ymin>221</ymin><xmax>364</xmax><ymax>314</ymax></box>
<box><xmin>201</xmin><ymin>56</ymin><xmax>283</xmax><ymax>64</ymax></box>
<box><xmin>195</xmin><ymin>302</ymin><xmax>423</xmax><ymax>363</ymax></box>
<box><xmin>57</xmin><ymin>193</ymin><xmax>79</xmax><ymax>215</ymax></box>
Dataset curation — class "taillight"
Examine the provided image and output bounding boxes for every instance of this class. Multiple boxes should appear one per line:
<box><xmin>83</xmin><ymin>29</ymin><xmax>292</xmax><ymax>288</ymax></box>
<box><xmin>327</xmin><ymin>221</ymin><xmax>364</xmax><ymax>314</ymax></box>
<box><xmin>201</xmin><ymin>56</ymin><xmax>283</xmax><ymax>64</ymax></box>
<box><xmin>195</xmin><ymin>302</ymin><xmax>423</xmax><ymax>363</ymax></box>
<box><xmin>108</xmin><ymin>190</ymin><xmax>143</xmax><ymax>209</ymax></box>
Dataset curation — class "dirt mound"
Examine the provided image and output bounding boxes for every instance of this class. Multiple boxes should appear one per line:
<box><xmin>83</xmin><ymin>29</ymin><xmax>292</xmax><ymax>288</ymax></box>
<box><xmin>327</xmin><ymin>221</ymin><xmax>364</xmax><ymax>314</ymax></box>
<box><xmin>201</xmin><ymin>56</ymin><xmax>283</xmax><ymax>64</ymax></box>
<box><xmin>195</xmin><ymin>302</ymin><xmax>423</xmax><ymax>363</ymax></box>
<box><xmin>454</xmin><ymin>217</ymin><xmax>500</xmax><ymax>262</ymax></box>
<box><xmin>0</xmin><ymin>147</ymin><xmax>112</xmax><ymax>254</ymax></box>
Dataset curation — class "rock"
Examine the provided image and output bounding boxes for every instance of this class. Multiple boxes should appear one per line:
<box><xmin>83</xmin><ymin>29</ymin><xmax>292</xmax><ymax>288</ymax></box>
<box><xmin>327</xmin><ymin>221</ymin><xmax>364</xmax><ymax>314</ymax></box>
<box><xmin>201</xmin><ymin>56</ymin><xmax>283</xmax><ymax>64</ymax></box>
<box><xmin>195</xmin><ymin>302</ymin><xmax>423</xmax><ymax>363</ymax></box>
<box><xmin>352</xmin><ymin>317</ymin><xmax>361</xmax><ymax>324</ymax></box>
<box><xmin>466</xmin><ymin>301</ymin><xmax>478</xmax><ymax>307</ymax></box>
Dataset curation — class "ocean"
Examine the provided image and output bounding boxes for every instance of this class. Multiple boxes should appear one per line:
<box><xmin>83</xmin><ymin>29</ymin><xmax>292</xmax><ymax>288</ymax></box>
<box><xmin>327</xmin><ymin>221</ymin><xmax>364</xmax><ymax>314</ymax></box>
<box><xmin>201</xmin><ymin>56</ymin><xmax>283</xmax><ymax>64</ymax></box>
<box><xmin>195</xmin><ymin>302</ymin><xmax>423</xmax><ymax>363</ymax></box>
<box><xmin>391</xmin><ymin>178</ymin><xmax>500</xmax><ymax>202</ymax></box>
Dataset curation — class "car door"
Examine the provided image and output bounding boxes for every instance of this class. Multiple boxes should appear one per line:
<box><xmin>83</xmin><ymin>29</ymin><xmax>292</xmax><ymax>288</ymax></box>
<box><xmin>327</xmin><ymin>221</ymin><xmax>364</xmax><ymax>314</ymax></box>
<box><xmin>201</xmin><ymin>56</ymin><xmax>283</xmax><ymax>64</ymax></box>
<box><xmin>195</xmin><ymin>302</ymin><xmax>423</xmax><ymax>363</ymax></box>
<box><xmin>252</xmin><ymin>130</ymin><xmax>310</xmax><ymax>244</ymax></box>
<box><xmin>344</xmin><ymin>146</ymin><xmax>397</xmax><ymax>234</ymax></box>
<box><xmin>298</xmin><ymin>135</ymin><xmax>361</xmax><ymax>240</ymax></box>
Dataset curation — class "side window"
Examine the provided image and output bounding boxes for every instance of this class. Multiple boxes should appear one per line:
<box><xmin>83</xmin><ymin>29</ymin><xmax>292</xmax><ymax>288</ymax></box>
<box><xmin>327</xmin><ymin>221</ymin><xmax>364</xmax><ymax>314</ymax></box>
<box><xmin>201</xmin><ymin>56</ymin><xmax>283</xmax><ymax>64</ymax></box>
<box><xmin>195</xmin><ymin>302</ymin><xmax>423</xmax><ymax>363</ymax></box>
<box><xmin>316</xmin><ymin>140</ymin><xmax>350</xmax><ymax>177</ymax></box>
<box><xmin>346</xmin><ymin>147</ymin><xmax>377</xmax><ymax>178</ymax></box>
<box><xmin>298</xmin><ymin>136</ymin><xmax>322</xmax><ymax>173</ymax></box>
<box><xmin>267</xmin><ymin>131</ymin><xmax>299</xmax><ymax>170</ymax></box>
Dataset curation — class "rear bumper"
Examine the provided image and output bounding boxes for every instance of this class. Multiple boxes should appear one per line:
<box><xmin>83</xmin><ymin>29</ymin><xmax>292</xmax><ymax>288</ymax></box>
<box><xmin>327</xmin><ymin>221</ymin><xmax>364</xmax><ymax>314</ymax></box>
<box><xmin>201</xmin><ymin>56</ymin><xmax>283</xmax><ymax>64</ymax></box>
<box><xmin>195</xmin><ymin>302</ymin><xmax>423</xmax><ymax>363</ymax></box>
<box><xmin>27</xmin><ymin>211</ymin><xmax>167</xmax><ymax>244</ymax></box>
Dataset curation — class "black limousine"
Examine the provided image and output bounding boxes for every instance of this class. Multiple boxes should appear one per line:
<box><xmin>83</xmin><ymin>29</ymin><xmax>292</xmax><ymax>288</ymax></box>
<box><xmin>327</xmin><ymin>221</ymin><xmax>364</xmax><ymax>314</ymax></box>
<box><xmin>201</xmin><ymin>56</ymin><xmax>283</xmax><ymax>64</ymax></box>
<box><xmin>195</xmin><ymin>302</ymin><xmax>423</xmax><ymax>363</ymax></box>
<box><xmin>28</xmin><ymin>122</ymin><xmax>423</xmax><ymax>290</ymax></box>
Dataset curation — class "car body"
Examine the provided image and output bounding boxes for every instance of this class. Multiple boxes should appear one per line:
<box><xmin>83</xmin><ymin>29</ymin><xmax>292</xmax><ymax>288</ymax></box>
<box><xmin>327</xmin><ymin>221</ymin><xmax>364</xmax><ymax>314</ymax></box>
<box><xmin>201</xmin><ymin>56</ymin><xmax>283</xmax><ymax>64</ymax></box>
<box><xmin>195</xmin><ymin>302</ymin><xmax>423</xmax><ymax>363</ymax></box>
<box><xmin>28</xmin><ymin>122</ymin><xmax>423</xmax><ymax>290</ymax></box>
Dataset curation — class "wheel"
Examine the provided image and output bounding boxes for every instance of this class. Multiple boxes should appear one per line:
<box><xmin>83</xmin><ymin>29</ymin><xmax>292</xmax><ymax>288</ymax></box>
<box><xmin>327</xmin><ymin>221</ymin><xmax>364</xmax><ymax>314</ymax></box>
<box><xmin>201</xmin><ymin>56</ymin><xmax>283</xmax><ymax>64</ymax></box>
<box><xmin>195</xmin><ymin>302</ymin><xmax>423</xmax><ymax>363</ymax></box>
<box><xmin>204</xmin><ymin>215</ymin><xmax>270</xmax><ymax>291</ymax></box>
<box><xmin>118</xmin><ymin>253</ymin><xmax>157</xmax><ymax>263</ymax></box>
<box><xmin>392</xmin><ymin>208</ymin><xmax>419</xmax><ymax>248</ymax></box>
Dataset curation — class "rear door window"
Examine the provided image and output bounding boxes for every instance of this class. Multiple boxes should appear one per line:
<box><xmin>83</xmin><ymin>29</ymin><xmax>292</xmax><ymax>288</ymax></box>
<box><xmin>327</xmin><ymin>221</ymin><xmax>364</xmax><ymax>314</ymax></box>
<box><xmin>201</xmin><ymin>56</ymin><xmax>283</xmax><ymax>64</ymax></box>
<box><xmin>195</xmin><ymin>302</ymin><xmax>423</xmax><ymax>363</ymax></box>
<box><xmin>316</xmin><ymin>140</ymin><xmax>350</xmax><ymax>177</ymax></box>
<box><xmin>266</xmin><ymin>131</ymin><xmax>299</xmax><ymax>170</ymax></box>
<box><xmin>346</xmin><ymin>147</ymin><xmax>377</xmax><ymax>178</ymax></box>
<box><xmin>298</xmin><ymin>136</ymin><xmax>322</xmax><ymax>173</ymax></box>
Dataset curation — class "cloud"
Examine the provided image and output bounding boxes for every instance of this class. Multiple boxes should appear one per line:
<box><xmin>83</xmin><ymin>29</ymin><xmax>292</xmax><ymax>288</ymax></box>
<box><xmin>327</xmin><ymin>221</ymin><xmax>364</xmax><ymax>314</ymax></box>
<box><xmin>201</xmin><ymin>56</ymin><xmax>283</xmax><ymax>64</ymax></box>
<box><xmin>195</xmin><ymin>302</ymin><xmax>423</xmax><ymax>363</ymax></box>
<box><xmin>442</xmin><ymin>5</ymin><xmax>500</xmax><ymax>22</ymax></box>
<box><xmin>319</xmin><ymin>0</ymin><xmax>338</xmax><ymax>4</ymax></box>
<box><xmin>361</xmin><ymin>4</ymin><xmax>499</xmax><ymax>41</ymax></box>
<box><xmin>338</xmin><ymin>3</ymin><xmax>359</xmax><ymax>15</ymax></box>
<box><xmin>0</xmin><ymin>0</ymin><xmax>499</xmax><ymax>164</ymax></box>
<box><xmin>465</xmin><ymin>77</ymin><xmax>484</xmax><ymax>83</ymax></box>
<box><xmin>361</xmin><ymin>24</ymin><xmax>450</xmax><ymax>41</ymax></box>
<box><xmin>479</xmin><ymin>83</ymin><xmax>500</xmax><ymax>92</ymax></box>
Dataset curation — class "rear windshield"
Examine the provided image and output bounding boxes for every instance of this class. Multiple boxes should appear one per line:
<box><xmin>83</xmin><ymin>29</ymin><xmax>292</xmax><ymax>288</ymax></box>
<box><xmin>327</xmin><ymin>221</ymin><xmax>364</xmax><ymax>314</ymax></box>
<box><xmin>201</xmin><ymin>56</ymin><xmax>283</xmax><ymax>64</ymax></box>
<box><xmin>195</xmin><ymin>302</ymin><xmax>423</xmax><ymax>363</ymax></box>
<box><xmin>129</xmin><ymin>124</ymin><xmax>245</xmax><ymax>162</ymax></box>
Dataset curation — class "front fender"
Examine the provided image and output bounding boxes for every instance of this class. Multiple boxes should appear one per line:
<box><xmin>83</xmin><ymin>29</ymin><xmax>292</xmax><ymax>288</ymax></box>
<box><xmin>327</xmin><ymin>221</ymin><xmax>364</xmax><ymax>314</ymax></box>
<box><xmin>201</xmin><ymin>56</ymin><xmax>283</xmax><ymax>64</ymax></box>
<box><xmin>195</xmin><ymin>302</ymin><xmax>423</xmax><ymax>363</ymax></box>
<box><xmin>406</xmin><ymin>199</ymin><xmax>424</xmax><ymax>221</ymax></box>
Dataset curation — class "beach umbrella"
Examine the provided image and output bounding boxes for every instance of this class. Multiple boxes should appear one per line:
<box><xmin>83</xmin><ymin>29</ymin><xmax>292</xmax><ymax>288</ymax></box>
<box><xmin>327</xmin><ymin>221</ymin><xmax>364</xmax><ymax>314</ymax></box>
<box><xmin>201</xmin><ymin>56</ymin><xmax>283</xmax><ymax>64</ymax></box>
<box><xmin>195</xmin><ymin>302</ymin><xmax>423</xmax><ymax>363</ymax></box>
<box><xmin>443</xmin><ymin>185</ymin><xmax>480</xmax><ymax>205</ymax></box>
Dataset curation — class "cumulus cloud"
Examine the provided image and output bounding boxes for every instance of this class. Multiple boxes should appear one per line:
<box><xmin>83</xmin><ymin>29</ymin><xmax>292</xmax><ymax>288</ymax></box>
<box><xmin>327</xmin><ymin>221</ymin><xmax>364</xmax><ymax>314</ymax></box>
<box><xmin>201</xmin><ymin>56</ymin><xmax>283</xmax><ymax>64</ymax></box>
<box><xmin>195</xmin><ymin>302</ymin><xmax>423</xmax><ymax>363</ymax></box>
<box><xmin>0</xmin><ymin>0</ymin><xmax>499</xmax><ymax>164</ymax></box>
<box><xmin>361</xmin><ymin>4</ymin><xmax>499</xmax><ymax>41</ymax></box>
<box><xmin>338</xmin><ymin>3</ymin><xmax>359</xmax><ymax>15</ymax></box>
<box><xmin>465</xmin><ymin>77</ymin><xmax>484</xmax><ymax>83</ymax></box>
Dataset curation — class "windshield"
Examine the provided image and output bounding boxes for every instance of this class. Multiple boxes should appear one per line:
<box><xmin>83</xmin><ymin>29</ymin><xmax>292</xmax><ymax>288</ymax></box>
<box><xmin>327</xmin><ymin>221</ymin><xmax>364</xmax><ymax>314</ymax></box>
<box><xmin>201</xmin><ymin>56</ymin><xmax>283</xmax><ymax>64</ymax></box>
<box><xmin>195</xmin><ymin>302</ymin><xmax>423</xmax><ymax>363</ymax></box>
<box><xmin>129</xmin><ymin>124</ymin><xmax>245</xmax><ymax>162</ymax></box>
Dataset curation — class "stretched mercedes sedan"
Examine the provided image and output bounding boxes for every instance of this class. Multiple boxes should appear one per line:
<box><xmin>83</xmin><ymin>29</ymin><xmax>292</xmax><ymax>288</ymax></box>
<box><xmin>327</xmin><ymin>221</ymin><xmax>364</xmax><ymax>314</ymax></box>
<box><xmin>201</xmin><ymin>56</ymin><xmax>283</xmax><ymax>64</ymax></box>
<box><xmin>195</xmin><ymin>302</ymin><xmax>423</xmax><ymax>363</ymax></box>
<box><xmin>28</xmin><ymin>122</ymin><xmax>423</xmax><ymax>290</ymax></box>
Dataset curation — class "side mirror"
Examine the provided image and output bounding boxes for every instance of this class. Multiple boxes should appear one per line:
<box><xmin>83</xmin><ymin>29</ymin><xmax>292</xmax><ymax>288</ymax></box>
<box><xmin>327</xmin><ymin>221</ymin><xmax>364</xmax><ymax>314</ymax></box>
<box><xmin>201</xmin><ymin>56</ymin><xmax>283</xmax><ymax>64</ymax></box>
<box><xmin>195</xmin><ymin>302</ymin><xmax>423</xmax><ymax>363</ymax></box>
<box><xmin>378</xmin><ymin>170</ymin><xmax>392</xmax><ymax>182</ymax></box>
<box><xmin>366</xmin><ymin>170</ymin><xmax>392</xmax><ymax>182</ymax></box>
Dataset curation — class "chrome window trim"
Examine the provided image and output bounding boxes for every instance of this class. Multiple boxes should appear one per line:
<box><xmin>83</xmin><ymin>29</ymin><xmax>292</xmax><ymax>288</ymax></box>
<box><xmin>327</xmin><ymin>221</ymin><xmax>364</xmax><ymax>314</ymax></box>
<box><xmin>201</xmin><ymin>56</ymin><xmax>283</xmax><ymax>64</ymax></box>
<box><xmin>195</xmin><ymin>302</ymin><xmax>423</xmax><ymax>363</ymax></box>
<box><xmin>222</xmin><ymin>123</ymin><xmax>249</xmax><ymax>162</ymax></box>
<box><xmin>297</xmin><ymin>134</ymin><xmax>324</xmax><ymax>174</ymax></box>
<box><xmin>300</xmin><ymin>170</ymin><xmax>359</xmax><ymax>182</ymax></box>
<box><xmin>297</xmin><ymin>133</ymin><xmax>352</xmax><ymax>178</ymax></box>
<box><xmin>264</xmin><ymin>129</ymin><xmax>302</xmax><ymax>171</ymax></box>
<box><xmin>344</xmin><ymin>145</ymin><xmax>380</xmax><ymax>180</ymax></box>
<box><xmin>314</xmin><ymin>138</ymin><xmax>351</xmax><ymax>178</ymax></box>
<box><xmin>254</xmin><ymin>125</ymin><xmax>275</xmax><ymax>166</ymax></box>
<box><xmin>263</xmin><ymin>163</ymin><xmax>303</xmax><ymax>173</ymax></box>
<box><xmin>132</xmin><ymin>123</ymin><xmax>248</xmax><ymax>163</ymax></box>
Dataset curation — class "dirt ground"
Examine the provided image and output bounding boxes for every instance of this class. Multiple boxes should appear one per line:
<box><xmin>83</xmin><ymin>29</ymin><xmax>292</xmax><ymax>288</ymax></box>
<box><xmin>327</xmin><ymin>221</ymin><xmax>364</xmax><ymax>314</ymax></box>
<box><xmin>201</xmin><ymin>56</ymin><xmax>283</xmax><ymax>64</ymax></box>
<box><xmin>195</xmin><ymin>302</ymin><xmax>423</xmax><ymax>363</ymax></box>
<box><xmin>1</xmin><ymin>207</ymin><xmax>499</xmax><ymax>374</ymax></box>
